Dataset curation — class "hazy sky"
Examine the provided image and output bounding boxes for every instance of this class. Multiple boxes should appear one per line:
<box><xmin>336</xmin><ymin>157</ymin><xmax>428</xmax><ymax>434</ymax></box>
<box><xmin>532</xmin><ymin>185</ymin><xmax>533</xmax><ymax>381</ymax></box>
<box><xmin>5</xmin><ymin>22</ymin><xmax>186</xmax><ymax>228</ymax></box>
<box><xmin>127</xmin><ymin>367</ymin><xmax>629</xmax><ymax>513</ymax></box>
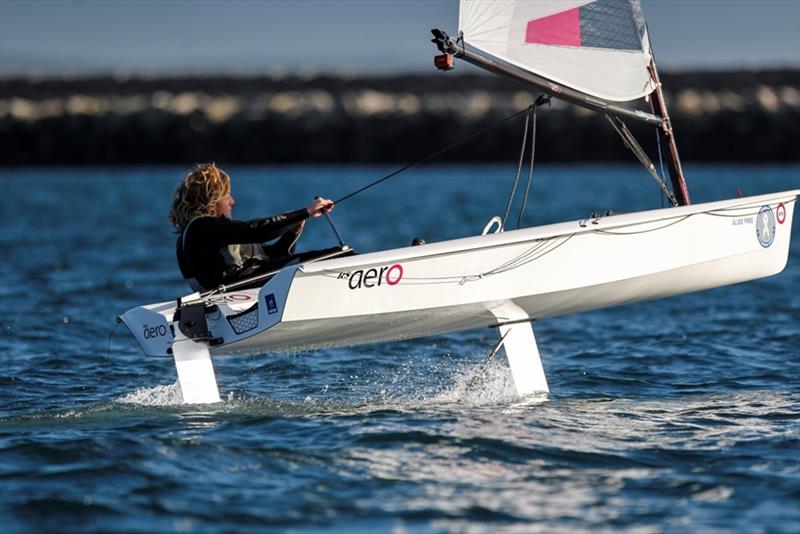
<box><xmin>1</xmin><ymin>0</ymin><xmax>798</xmax><ymax>77</ymax></box>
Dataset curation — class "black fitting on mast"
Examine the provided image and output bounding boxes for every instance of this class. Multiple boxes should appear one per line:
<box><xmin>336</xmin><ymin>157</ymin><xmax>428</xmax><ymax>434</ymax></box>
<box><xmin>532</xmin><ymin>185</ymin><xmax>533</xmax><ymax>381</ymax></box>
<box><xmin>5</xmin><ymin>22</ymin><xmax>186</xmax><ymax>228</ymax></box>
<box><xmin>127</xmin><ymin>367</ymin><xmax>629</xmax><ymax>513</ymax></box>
<box><xmin>431</xmin><ymin>29</ymin><xmax>458</xmax><ymax>55</ymax></box>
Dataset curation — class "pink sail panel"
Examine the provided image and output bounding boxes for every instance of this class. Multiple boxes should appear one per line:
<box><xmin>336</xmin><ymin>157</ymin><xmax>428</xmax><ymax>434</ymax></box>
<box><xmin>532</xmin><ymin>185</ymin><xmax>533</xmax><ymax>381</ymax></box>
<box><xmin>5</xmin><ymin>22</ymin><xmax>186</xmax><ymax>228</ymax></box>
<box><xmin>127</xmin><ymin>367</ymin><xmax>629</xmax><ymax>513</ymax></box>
<box><xmin>525</xmin><ymin>8</ymin><xmax>581</xmax><ymax>47</ymax></box>
<box><xmin>525</xmin><ymin>0</ymin><xmax>645</xmax><ymax>51</ymax></box>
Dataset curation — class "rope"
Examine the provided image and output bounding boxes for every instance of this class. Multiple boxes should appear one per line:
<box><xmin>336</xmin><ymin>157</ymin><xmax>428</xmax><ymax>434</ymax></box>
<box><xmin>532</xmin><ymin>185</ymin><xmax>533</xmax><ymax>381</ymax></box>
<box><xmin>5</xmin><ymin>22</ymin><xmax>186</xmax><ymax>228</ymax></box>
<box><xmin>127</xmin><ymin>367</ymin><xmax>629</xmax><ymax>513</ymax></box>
<box><xmin>594</xmin><ymin>216</ymin><xmax>690</xmax><ymax>235</ymax></box>
<box><xmin>517</xmin><ymin>105</ymin><xmax>538</xmax><ymax>229</ymax></box>
<box><xmin>656</xmin><ymin>129</ymin><xmax>667</xmax><ymax>208</ymax></box>
<box><xmin>465</xmin><ymin>329</ymin><xmax>511</xmax><ymax>391</ymax></box>
<box><xmin>502</xmin><ymin>110</ymin><xmax>530</xmax><ymax>229</ymax></box>
<box><xmin>606</xmin><ymin>115</ymin><xmax>678</xmax><ymax>207</ymax></box>
<box><xmin>333</xmin><ymin>105</ymin><xmax>534</xmax><ymax>205</ymax></box>
<box><xmin>106</xmin><ymin>319</ymin><xmax>121</xmax><ymax>362</ymax></box>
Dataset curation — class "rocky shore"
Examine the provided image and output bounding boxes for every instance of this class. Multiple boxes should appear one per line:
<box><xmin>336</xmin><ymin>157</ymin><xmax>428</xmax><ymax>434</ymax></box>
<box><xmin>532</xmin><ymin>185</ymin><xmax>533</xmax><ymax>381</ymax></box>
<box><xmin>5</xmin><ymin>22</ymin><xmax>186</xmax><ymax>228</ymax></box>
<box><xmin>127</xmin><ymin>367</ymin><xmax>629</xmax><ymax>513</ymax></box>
<box><xmin>1</xmin><ymin>69</ymin><xmax>798</xmax><ymax>165</ymax></box>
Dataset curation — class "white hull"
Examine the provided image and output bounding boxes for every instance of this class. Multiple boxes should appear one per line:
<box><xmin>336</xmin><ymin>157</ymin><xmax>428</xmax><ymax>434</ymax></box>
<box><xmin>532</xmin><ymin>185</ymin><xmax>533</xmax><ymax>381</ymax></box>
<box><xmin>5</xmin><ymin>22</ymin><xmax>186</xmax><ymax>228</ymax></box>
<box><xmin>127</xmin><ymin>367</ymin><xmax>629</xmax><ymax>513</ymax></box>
<box><xmin>122</xmin><ymin>190</ymin><xmax>798</xmax><ymax>359</ymax></box>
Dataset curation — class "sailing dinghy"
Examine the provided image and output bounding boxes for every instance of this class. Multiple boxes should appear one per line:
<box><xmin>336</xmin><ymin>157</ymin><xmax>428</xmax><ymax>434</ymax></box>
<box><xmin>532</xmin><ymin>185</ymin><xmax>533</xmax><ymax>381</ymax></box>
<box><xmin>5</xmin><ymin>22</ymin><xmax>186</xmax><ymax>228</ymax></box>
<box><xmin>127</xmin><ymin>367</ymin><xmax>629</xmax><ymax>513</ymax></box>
<box><xmin>119</xmin><ymin>0</ymin><xmax>798</xmax><ymax>404</ymax></box>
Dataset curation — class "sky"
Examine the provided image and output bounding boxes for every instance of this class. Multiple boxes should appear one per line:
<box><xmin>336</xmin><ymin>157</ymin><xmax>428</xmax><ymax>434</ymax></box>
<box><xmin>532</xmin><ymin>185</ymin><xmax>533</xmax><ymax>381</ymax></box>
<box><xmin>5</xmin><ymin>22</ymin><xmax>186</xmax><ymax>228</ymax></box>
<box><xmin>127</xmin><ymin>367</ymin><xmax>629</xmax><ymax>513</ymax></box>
<box><xmin>1</xmin><ymin>0</ymin><xmax>798</xmax><ymax>78</ymax></box>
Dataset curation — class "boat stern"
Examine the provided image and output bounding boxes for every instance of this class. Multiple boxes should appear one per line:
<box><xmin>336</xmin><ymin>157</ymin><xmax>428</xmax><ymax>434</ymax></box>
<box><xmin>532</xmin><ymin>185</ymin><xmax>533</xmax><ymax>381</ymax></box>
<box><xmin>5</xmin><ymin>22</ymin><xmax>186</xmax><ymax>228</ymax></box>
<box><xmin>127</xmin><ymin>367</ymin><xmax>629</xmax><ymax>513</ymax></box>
<box><xmin>119</xmin><ymin>302</ymin><xmax>176</xmax><ymax>357</ymax></box>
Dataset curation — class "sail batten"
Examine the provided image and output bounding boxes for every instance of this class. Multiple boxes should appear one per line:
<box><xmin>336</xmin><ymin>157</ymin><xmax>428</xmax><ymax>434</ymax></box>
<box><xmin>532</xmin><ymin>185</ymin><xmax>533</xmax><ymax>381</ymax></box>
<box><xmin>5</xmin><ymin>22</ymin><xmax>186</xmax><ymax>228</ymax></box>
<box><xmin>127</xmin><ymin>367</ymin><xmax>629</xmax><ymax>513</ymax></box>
<box><xmin>459</xmin><ymin>0</ymin><xmax>656</xmax><ymax>102</ymax></box>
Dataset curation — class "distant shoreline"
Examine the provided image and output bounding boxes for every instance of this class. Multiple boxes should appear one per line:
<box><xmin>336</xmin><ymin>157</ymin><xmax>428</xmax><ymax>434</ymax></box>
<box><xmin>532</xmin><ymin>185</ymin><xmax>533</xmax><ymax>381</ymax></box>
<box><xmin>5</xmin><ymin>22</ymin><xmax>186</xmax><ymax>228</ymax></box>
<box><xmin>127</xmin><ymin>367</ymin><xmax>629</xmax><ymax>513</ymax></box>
<box><xmin>2</xmin><ymin>70</ymin><xmax>798</xmax><ymax>165</ymax></box>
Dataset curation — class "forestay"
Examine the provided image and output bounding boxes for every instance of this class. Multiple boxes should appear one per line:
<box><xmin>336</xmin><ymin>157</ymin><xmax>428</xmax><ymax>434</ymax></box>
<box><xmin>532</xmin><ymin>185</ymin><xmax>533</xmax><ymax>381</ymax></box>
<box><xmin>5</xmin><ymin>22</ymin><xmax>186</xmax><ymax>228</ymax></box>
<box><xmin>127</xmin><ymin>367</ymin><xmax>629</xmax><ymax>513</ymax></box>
<box><xmin>459</xmin><ymin>0</ymin><xmax>656</xmax><ymax>102</ymax></box>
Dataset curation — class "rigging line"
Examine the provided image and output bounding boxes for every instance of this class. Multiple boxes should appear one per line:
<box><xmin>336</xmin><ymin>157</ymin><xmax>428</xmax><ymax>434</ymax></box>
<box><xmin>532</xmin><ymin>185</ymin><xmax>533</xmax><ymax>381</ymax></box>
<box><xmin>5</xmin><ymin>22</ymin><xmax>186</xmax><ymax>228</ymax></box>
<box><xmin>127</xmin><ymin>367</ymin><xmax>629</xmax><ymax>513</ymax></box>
<box><xmin>606</xmin><ymin>115</ymin><xmax>678</xmax><ymax>207</ymax></box>
<box><xmin>484</xmin><ymin>236</ymin><xmax>573</xmax><ymax>276</ymax></box>
<box><xmin>498</xmin><ymin>238</ymin><xmax>560</xmax><ymax>268</ymax></box>
<box><xmin>459</xmin><ymin>235</ymin><xmax>573</xmax><ymax>283</ymax></box>
<box><xmin>369</xmin><ymin>239</ymin><xmax>548</xmax><ymax>282</ymax></box>
<box><xmin>706</xmin><ymin>196</ymin><xmax>796</xmax><ymax>212</ymax></box>
<box><xmin>465</xmin><ymin>329</ymin><xmax>511</xmax><ymax>391</ymax></box>
<box><xmin>622</xmin><ymin>117</ymin><xmax>677</xmax><ymax>206</ymax></box>
<box><xmin>704</xmin><ymin>209</ymin><xmax>769</xmax><ymax>218</ymax></box>
<box><xmin>348</xmin><ymin>236</ymin><xmax>562</xmax><ymax>285</ymax></box>
<box><xmin>480</xmin><ymin>238</ymin><xmax>555</xmax><ymax>274</ymax></box>
<box><xmin>502</xmin><ymin>110</ymin><xmax>531</xmax><ymax>229</ymax></box>
<box><xmin>459</xmin><ymin>245</ymin><xmax>552</xmax><ymax>283</ymax></box>
<box><xmin>594</xmin><ymin>215</ymin><xmax>690</xmax><ymax>235</ymax></box>
<box><xmin>462</xmin><ymin>235</ymin><xmax>575</xmax><ymax>282</ymax></box>
<box><xmin>517</xmin><ymin>105</ymin><xmax>538</xmax><ymax>229</ymax></box>
<box><xmin>333</xmin><ymin>105</ymin><xmax>534</xmax><ymax>206</ymax></box>
<box><xmin>314</xmin><ymin>235</ymin><xmax>555</xmax><ymax>282</ymax></box>
<box><xmin>317</xmin><ymin>234</ymin><xmax>574</xmax><ymax>287</ymax></box>
<box><xmin>656</xmin><ymin>128</ymin><xmax>667</xmax><ymax>208</ymax></box>
<box><xmin>364</xmin><ymin>239</ymin><xmax>553</xmax><ymax>283</ymax></box>
<box><xmin>106</xmin><ymin>320</ymin><xmax>121</xmax><ymax>363</ymax></box>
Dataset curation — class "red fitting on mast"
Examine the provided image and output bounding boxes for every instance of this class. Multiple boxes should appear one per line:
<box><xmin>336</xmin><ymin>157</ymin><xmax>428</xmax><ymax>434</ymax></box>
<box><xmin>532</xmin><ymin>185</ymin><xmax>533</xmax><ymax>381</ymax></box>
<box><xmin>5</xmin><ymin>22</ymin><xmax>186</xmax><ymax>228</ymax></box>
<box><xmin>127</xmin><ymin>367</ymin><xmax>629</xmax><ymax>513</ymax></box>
<box><xmin>434</xmin><ymin>53</ymin><xmax>454</xmax><ymax>71</ymax></box>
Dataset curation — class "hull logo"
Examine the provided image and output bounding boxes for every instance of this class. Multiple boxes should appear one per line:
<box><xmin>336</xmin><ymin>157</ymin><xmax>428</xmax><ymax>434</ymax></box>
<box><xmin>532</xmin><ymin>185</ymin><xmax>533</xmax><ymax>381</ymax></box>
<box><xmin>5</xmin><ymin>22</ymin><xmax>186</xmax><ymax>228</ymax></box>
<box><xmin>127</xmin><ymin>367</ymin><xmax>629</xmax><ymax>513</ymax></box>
<box><xmin>206</xmin><ymin>293</ymin><xmax>253</xmax><ymax>304</ymax></box>
<box><xmin>776</xmin><ymin>203</ymin><xmax>786</xmax><ymax>224</ymax></box>
<box><xmin>143</xmin><ymin>323</ymin><xmax>168</xmax><ymax>339</ymax></box>
<box><xmin>265</xmin><ymin>293</ymin><xmax>278</xmax><ymax>314</ymax></box>
<box><xmin>338</xmin><ymin>264</ymin><xmax>404</xmax><ymax>290</ymax></box>
<box><xmin>756</xmin><ymin>206</ymin><xmax>776</xmax><ymax>248</ymax></box>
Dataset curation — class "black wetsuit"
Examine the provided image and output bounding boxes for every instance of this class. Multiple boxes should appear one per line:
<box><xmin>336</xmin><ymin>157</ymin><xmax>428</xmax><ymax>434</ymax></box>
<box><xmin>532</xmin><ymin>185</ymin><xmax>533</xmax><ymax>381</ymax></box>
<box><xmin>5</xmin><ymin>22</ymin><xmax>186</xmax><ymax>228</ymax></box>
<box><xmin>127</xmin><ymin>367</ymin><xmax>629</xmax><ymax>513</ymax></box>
<box><xmin>177</xmin><ymin>208</ymin><xmax>309</xmax><ymax>291</ymax></box>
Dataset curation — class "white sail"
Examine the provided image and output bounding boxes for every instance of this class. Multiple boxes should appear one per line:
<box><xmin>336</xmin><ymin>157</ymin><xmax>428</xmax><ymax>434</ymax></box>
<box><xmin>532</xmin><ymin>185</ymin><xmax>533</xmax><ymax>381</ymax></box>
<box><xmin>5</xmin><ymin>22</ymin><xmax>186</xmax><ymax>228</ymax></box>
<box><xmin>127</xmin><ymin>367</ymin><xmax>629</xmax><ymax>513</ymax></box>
<box><xmin>459</xmin><ymin>0</ymin><xmax>657</xmax><ymax>102</ymax></box>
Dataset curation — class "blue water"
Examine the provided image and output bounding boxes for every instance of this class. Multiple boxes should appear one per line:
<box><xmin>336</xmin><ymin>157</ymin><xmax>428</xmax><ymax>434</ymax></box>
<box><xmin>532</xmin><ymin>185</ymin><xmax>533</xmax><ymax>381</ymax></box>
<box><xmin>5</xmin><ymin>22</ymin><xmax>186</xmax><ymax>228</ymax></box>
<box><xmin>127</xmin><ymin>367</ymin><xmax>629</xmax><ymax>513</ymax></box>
<box><xmin>1</xmin><ymin>164</ymin><xmax>799</xmax><ymax>533</ymax></box>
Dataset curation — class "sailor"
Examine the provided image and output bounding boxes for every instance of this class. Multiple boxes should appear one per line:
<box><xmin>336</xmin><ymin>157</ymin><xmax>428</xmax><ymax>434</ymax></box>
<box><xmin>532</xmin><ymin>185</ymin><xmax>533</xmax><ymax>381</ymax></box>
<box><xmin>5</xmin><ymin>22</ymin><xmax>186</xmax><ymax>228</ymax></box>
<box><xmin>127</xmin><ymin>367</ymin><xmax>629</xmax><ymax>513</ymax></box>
<box><xmin>169</xmin><ymin>163</ymin><xmax>333</xmax><ymax>291</ymax></box>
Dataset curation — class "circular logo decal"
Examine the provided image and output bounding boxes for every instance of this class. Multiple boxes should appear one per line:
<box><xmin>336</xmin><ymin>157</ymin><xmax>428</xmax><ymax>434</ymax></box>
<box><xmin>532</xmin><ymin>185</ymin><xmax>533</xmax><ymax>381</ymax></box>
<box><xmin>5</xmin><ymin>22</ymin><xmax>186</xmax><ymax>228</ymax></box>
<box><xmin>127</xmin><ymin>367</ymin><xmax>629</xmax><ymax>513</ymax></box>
<box><xmin>756</xmin><ymin>206</ymin><xmax>776</xmax><ymax>248</ymax></box>
<box><xmin>776</xmin><ymin>203</ymin><xmax>786</xmax><ymax>225</ymax></box>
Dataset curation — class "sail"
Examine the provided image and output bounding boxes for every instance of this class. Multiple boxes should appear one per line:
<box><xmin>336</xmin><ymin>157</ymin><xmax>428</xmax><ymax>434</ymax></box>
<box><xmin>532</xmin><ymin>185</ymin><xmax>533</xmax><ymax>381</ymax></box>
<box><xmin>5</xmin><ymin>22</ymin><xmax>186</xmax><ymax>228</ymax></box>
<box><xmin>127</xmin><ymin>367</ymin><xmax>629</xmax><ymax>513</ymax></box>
<box><xmin>459</xmin><ymin>0</ymin><xmax>656</xmax><ymax>102</ymax></box>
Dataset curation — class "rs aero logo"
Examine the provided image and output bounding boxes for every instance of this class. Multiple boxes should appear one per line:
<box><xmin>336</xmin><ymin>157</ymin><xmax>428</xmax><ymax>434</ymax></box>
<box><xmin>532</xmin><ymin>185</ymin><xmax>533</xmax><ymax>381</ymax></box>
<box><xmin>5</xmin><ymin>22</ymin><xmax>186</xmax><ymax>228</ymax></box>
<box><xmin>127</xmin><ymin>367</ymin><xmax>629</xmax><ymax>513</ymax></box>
<box><xmin>142</xmin><ymin>323</ymin><xmax>168</xmax><ymax>339</ymax></box>
<box><xmin>338</xmin><ymin>264</ymin><xmax>403</xmax><ymax>290</ymax></box>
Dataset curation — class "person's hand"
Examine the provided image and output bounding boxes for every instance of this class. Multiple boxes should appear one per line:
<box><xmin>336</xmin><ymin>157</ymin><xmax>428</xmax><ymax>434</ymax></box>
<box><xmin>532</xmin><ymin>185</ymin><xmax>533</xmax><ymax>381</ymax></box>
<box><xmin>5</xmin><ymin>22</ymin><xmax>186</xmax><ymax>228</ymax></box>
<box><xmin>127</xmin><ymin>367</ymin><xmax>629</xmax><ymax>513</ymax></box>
<box><xmin>307</xmin><ymin>197</ymin><xmax>334</xmax><ymax>217</ymax></box>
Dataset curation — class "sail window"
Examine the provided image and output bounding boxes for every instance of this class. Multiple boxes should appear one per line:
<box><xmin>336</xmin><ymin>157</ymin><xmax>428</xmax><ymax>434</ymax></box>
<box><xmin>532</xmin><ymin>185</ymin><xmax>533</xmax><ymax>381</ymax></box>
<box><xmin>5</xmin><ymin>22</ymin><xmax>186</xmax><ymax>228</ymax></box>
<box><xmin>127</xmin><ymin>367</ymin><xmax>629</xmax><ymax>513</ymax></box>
<box><xmin>524</xmin><ymin>0</ymin><xmax>644</xmax><ymax>51</ymax></box>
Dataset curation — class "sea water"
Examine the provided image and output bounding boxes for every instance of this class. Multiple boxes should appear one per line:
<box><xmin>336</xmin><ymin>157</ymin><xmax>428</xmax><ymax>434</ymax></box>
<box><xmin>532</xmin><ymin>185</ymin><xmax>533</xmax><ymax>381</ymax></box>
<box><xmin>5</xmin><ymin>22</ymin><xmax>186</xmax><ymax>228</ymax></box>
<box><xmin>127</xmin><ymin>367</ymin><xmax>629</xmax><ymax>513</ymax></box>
<box><xmin>1</xmin><ymin>164</ymin><xmax>798</xmax><ymax>532</ymax></box>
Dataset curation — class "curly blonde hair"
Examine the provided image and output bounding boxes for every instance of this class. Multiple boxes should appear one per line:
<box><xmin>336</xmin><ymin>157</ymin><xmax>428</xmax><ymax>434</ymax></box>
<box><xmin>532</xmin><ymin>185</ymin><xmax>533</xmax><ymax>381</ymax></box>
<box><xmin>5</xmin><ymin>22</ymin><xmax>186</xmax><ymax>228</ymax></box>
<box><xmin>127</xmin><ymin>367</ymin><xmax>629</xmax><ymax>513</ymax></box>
<box><xmin>169</xmin><ymin>163</ymin><xmax>231</xmax><ymax>232</ymax></box>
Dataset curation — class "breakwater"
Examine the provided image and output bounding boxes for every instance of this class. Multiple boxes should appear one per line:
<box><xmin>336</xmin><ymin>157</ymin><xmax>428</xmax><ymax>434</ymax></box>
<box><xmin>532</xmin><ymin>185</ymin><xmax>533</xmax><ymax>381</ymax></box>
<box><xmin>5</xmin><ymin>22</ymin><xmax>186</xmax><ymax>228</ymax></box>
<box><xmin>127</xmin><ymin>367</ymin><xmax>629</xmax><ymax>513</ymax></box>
<box><xmin>1</xmin><ymin>70</ymin><xmax>798</xmax><ymax>165</ymax></box>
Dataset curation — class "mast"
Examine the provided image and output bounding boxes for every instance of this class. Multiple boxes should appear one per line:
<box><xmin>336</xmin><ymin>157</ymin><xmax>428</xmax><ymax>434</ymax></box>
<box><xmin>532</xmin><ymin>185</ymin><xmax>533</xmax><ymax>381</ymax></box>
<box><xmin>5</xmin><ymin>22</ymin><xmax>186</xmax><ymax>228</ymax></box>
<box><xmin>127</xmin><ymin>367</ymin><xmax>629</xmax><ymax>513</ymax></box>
<box><xmin>432</xmin><ymin>30</ymin><xmax>664</xmax><ymax>128</ymax></box>
<box><xmin>433</xmin><ymin>0</ymin><xmax>692</xmax><ymax>206</ymax></box>
<box><xmin>647</xmin><ymin>60</ymin><xmax>691</xmax><ymax>205</ymax></box>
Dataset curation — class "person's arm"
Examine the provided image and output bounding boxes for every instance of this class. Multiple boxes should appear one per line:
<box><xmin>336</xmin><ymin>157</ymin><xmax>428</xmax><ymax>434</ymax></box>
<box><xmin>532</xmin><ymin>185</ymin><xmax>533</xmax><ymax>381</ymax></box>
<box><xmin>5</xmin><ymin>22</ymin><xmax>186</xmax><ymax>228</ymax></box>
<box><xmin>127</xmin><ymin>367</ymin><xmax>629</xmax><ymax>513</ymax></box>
<box><xmin>194</xmin><ymin>198</ymin><xmax>334</xmax><ymax>248</ymax></box>
<box><xmin>211</xmin><ymin>208</ymin><xmax>310</xmax><ymax>246</ymax></box>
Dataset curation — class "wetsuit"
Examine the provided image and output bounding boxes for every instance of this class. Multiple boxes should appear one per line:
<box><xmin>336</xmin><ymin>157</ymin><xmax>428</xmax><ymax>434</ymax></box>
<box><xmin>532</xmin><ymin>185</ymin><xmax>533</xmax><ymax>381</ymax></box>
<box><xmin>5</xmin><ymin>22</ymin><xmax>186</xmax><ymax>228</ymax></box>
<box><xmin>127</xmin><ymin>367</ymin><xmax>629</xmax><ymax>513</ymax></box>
<box><xmin>177</xmin><ymin>208</ymin><xmax>309</xmax><ymax>291</ymax></box>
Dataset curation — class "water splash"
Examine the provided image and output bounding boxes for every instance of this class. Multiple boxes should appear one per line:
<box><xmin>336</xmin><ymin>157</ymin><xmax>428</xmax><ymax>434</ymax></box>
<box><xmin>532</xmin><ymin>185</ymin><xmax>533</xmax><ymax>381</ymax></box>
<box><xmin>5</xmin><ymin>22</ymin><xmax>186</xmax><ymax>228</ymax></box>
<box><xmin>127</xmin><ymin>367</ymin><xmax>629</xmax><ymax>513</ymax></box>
<box><xmin>110</xmin><ymin>349</ymin><xmax>545</xmax><ymax>413</ymax></box>
<box><xmin>433</xmin><ymin>358</ymin><xmax>520</xmax><ymax>405</ymax></box>
<box><xmin>116</xmin><ymin>382</ymin><xmax>184</xmax><ymax>406</ymax></box>
<box><xmin>346</xmin><ymin>350</ymin><xmax>534</xmax><ymax>410</ymax></box>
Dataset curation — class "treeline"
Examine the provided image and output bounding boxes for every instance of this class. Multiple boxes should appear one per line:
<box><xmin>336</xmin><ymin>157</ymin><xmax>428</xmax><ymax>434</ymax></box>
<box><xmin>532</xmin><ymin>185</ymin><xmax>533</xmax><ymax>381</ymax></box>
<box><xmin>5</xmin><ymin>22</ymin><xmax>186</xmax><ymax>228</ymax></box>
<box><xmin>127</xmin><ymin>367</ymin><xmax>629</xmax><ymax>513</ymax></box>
<box><xmin>1</xmin><ymin>69</ymin><xmax>798</xmax><ymax>165</ymax></box>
